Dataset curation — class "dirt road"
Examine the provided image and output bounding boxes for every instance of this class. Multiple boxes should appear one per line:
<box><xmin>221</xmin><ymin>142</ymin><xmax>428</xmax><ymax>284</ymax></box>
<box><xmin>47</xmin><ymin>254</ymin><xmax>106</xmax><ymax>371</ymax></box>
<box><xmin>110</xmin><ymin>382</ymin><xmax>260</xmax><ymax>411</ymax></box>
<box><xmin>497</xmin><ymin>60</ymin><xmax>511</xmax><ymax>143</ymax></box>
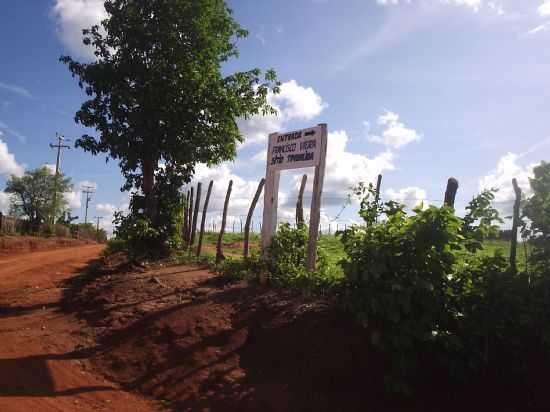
<box><xmin>0</xmin><ymin>245</ymin><xmax>161</xmax><ymax>412</ymax></box>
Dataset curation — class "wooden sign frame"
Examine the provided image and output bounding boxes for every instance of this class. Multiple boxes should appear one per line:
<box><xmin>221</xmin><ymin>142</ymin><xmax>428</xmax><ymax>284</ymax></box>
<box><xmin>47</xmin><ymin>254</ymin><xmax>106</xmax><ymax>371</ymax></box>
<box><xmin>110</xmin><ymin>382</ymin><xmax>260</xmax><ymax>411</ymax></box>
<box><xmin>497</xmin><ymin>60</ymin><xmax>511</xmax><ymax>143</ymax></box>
<box><xmin>261</xmin><ymin>123</ymin><xmax>328</xmax><ymax>272</ymax></box>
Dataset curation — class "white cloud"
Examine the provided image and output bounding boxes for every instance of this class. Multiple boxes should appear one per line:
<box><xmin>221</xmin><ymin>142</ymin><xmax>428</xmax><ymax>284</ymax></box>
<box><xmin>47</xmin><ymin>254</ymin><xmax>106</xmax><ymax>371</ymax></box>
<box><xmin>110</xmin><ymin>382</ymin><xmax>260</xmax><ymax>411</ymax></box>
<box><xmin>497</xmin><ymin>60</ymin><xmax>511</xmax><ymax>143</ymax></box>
<box><xmin>61</xmin><ymin>181</ymin><xmax>96</xmax><ymax>211</ymax></box>
<box><xmin>386</xmin><ymin>186</ymin><xmax>429</xmax><ymax>209</ymax></box>
<box><xmin>51</xmin><ymin>0</ymin><xmax>107</xmax><ymax>59</ymax></box>
<box><xmin>0</xmin><ymin>121</ymin><xmax>27</xmax><ymax>143</ymax></box>
<box><xmin>0</xmin><ymin>139</ymin><xmax>24</xmax><ymax>177</ymax></box>
<box><xmin>97</xmin><ymin>203</ymin><xmax>117</xmax><ymax>216</ymax></box>
<box><xmin>525</xmin><ymin>24</ymin><xmax>550</xmax><ymax>36</ymax></box>
<box><xmin>324</xmin><ymin>130</ymin><xmax>395</xmax><ymax>204</ymax></box>
<box><xmin>377</xmin><ymin>0</ymin><xmax>411</xmax><ymax>5</ymax></box>
<box><xmin>0</xmin><ymin>192</ymin><xmax>11</xmax><ymax>214</ymax></box>
<box><xmin>95</xmin><ymin>201</ymin><xmax>129</xmax><ymax>234</ymax></box>
<box><xmin>479</xmin><ymin>153</ymin><xmax>536</xmax><ymax>215</ymax></box>
<box><xmin>539</xmin><ymin>1</ymin><xmax>550</xmax><ymax>17</ymax></box>
<box><xmin>0</xmin><ymin>82</ymin><xmax>33</xmax><ymax>99</ymax></box>
<box><xmin>43</xmin><ymin>164</ymin><xmax>57</xmax><ymax>174</ymax></box>
<box><xmin>238</xmin><ymin>80</ymin><xmax>327</xmax><ymax>146</ymax></box>
<box><xmin>64</xmin><ymin>191</ymin><xmax>82</xmax><ymax>209</ymax></box>
<box><xmin>284</xmin><ymin>130</ymin><xmax>395</xmax><ymax>208</ymax></box>
<box><xmin>368</xmin><ymin>110</ymin><xmax>422</xmax><ymax>149</ymax></box>
<box><xmin>271</xmin><ymin>80</ymin><xmax>328</xmax><ymax>121</ymax></box>
<box><xmin>375</xmin><ymin>0</ymin><xmax>482</xmax><ymax>12</ymax></box>
<box><xmin>487</xmin><ymin>1</ymin><xmax>504</xmax><ymax>15</ymax></box>
<box><xmin>79</xmin><ymin>180</ymin><xmax>98</xmax><ymax>190</ymax></box>
<box><xmin>251</xmin><ymin>149</ymin><xmax>267</xmax><ymax>163</ymax></box>
<box><xmin>237</xmin><ymin>113</ymin><xmax>283</xmax><ymax>147</ymax></box>
<box><xmin>185</xmin><ymin>163</ymin><xmax>266</xmax><ymax>220</ymax></box>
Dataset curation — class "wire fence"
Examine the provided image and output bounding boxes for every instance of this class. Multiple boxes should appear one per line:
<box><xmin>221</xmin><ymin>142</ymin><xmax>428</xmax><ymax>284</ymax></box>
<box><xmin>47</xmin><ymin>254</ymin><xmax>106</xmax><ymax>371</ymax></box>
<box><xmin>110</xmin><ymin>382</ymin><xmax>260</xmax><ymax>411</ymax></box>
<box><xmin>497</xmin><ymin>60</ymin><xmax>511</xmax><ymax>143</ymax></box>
<box><xmin>188</xmin><ymin>191</ymin><xmax>514</xmax><ymax>237</ymax></box>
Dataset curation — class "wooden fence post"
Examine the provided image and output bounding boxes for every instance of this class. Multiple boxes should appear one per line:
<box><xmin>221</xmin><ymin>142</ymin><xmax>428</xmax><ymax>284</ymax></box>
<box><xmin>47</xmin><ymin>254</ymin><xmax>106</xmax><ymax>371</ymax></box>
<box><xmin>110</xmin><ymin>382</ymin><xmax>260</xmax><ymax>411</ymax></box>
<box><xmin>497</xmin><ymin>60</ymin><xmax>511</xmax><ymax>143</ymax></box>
<box><xmin>0</xmin><ymin>212</ymin><xmax>3</xmax><ymax>234</ymax></box>
<box><xmin>197</xmin><ymin>181</ymin><xmax>213</xmax><ymax>257</ymax></box>
<box><xmin>244</xmin><ymin>178</ymin><xmax>265</xmax><ymax>258</ymax></box>
<box><xmin>190</xmin><ymin>182</ymin><xmax>202</xmax><ymax>246</ymax></box>
<box><xmin>216</xmin><ymin>180</ymin><xmax>233</xmax><ymax>263</ymax></box>
<box><xmin>375</xmin><ymin>174</ymin><xmax>382</xmax><ymax>202</ymax></box>
<box><xmin>182</xmin><ymin>190</ymin><xmax>190</xmax><ymax>246</ymax></box>
<box><xmin>306</xmin><ymin>123</ymin><xmax>328</xmax><ymax>272</ymax></box>
<box><xmin>444</xmin><ymin>177</ymin><xmax>459</xmax><ymax>208</ymax></box>
<box><xmin>187</xmin><ymin>187</ymin><xmax>194</xmax><ymax>248</ymax></box>
<box><xmin>510</xmin><ymin>178</ymin><xmax>522</xmax><ymax>272</ymax></box>
<box><xmin>296</xmin><ymin>174</ymin><xmax>307</xmax><ymax>227</ymax></box>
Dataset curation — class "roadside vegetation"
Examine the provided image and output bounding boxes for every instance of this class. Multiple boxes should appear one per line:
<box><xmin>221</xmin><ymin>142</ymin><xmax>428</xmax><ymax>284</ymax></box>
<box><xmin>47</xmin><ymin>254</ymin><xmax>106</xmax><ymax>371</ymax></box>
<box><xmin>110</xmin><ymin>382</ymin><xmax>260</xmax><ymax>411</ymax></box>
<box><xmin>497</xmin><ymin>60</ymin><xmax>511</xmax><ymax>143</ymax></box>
<box><xmin>2</xmin><ymin>166</ymin><xmax>107</xmax><ymax>241</ymax></box>
<box><xmin>144</xmin><ymin>161</ymin><xmax>548</xmax><ymax>395</ymax></box>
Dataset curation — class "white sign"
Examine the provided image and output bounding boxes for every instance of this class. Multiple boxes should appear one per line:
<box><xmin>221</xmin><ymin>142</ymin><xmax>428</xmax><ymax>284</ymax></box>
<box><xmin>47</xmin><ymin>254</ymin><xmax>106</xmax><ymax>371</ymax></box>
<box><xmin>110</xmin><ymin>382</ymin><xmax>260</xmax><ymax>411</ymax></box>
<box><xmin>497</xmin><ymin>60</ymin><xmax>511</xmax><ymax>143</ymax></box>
<box><xmin>261</xmin><ymin>124</ymin><xmax>328</xmax><ymax>275</ymax></box>
<box><xmin>267</xmin><ymin>125</ymin><xmax>323</xmax><ymax>171</ymax></box>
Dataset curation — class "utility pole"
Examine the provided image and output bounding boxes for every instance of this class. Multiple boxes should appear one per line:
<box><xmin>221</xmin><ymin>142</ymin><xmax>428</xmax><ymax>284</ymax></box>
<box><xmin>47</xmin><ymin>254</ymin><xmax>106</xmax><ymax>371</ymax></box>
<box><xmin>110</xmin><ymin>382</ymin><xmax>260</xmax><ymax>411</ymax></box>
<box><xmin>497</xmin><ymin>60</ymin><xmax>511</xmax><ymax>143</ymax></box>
<box><xmin>49</xmin><ymin>133</ymin><xmax>70</xmax><ymax>225</ymax></box>
<box><xmin>95</xmin><ymin>216</ymin><xmax>104</xmax><ymax>242</ymax></box>
<box><xmin>82</xmin><ymin>185</ymin><xmax>95</xmax><ymax>224</ymax></box>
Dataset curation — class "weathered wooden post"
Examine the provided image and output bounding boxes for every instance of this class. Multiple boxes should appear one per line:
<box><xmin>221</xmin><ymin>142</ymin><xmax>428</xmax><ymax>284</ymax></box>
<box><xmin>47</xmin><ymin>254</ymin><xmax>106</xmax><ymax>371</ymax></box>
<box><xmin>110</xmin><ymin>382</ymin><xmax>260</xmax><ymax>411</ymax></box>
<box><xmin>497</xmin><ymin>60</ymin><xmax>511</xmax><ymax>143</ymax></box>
<box><xmin>187</xmin><ymin>187</ymin><xmax>194</xmax><ymax>248</ymax></box>
<box><xmin>244</xmin><ymin>178</ymin><xmax>265</xmax><ymax>258</ymax></box>
<box><xmin>182</xmin><ymin>190</ymin><xmax>190</xmax><ymax>246</ymax></box>
<box><xmin>444</xmin><ymin>177</ymin><xmax>459</xmax><ymax>208</ymax></box>
<box><xmin>190</xmin><ymin>182</ymin><xmax>202</xmax><ymax>246</ymax></box>
<box><xmin>216</xmin><ymin>180</ymin><xmax>233</xmax><ymax>263</ymax></box>
<box><xmin>510</xmin><ymin>178</ymin><xmax>522</xmax><ymax>272</ymax></box>
<box><xmin>306</xmin><ymin>124</ymin><xmax>328</xmax><ymax>271</ymax></box>
<box><xmin>197</xmin><ymin>180</ymin><xmax>213</xmax><ymax>257</ymax></box>
<box><xmin>296</xmin><ymin>174</ymin><xmax>307</xmax><ymax>227</ymax></box>
<box><xmin>375</xmin><ymin>174</ymin><xmax>382</xmax><ymax>202</ymax></box>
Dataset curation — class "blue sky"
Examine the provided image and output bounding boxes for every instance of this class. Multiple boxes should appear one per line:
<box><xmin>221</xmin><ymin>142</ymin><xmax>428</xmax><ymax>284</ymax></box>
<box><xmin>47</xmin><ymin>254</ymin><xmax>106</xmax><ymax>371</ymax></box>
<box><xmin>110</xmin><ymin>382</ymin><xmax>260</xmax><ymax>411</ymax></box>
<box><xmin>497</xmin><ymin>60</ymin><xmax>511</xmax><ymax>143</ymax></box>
<box><xmin>1</xmin><ymin>0</ymin><xmax>549</xmax><ymax>232</ymax></box>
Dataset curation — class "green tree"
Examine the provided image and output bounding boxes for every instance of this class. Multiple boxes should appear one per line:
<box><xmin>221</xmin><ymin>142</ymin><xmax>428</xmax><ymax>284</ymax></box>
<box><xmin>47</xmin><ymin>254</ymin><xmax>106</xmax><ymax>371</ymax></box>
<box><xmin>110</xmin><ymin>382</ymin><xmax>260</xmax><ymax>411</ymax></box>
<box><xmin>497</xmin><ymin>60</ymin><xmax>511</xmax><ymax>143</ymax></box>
<box><xmin>61</xmin><ymin>0</ymin><xmax>279</xmax><ymax>252</ymax></box>
<box><xmin>5</xmin><ymin>167</ymin><xmax>73</xmax><ymax>232</ymax></box>
<box><xmin>522</xmin><ymin>161</ymin><xmax>550</xmax><ymax>270</ymax></box>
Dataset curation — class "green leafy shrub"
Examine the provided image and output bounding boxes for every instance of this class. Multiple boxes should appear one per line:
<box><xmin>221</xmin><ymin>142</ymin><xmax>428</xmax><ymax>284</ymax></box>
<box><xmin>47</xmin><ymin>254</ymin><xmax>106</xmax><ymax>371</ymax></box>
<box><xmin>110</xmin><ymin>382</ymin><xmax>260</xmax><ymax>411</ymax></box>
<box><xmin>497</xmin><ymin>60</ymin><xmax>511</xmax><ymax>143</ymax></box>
<box><xmin>341</xmin><ymin>202</ymin><xmax>464</xmax><ymax>389</ymax></box>
<box><xmin>103</xmin><ymin>238</ymin><xmax>129</xmax><ymax>256</ymax></box>
<box><xmin>216</xmin><ymin>254</ymin><xmax>265</xmax><ymax>281</ymax></box>
<box><xmin>338</xmin><ymin>183</ymin><xmax>522</xmax><ymax>391</ymax></box>
<box><xmin>111</xmin><ymin>181</ymin><xmax>184</xmax><ymax>257</ymax></box>
<box><xmin>112</xmin><ymin>211</ymin><xmax>167</xmax><ymax>258</ymax></box>
<box><xmin>522</xmin><ymin>161</ymin><xmax>550</xmax><ymax>272</ymax></box>
<box><xmin>265</xmin><ymin>223</ymin><xmax>338</xmax><ymax>295</ymax></box>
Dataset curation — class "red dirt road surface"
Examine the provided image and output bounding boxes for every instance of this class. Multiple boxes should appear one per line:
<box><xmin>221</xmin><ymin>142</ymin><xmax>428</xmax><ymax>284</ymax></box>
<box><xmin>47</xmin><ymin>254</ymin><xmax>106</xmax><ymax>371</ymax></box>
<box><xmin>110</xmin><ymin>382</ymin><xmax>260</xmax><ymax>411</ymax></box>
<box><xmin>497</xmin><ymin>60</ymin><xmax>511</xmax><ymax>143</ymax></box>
<box><xmin>0</xmin><ymin>245</ymin><xmax>162</xmax><ymax>412</ymax></box>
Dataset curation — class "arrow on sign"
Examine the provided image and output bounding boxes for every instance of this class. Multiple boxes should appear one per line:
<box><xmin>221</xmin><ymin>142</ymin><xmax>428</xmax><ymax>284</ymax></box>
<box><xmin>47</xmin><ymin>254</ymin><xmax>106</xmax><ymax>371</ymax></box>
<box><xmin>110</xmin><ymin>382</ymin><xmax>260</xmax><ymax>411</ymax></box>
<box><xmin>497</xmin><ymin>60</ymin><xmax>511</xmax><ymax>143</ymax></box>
<box><xmin>305</xmin><ymin>130</ymin><xmax>316</xmax><ymax>137</ymax></box>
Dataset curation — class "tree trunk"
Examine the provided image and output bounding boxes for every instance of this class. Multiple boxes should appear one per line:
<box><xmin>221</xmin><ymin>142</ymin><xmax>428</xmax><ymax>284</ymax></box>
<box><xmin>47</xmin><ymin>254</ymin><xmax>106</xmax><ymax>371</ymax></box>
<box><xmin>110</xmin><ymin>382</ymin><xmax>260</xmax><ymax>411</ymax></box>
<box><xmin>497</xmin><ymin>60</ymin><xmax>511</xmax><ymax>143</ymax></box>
<box><xmin>142</xmin><ymin>157</ymin><xmax>156</xmax><ymax>220</ymax></box>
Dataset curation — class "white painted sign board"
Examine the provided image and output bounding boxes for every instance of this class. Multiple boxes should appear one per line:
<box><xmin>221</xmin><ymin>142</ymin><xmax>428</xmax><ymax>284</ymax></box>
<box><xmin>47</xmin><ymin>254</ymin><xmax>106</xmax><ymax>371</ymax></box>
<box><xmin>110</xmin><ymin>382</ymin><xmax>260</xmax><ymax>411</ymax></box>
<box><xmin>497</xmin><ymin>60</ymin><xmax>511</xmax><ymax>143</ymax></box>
<box><xmin>267</xmin><ymin>125</ymin><xmax>323</xmax><ymax>172</ymax></box>
<box><xmin>261</xmin><ymin>124</ymin><xmax>328</xmax><ymax>274</ymax></box>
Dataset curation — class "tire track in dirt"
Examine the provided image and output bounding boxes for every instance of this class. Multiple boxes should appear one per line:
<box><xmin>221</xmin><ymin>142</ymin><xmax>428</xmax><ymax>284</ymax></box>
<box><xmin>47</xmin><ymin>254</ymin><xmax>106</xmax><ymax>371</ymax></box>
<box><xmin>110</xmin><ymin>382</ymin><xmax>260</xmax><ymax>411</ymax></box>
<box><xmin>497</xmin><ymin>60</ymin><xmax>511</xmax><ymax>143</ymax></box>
<box><xmin>0</xmin><ymin>245</ymin><xmax>163</xmax><ymax>412</ymax></box>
